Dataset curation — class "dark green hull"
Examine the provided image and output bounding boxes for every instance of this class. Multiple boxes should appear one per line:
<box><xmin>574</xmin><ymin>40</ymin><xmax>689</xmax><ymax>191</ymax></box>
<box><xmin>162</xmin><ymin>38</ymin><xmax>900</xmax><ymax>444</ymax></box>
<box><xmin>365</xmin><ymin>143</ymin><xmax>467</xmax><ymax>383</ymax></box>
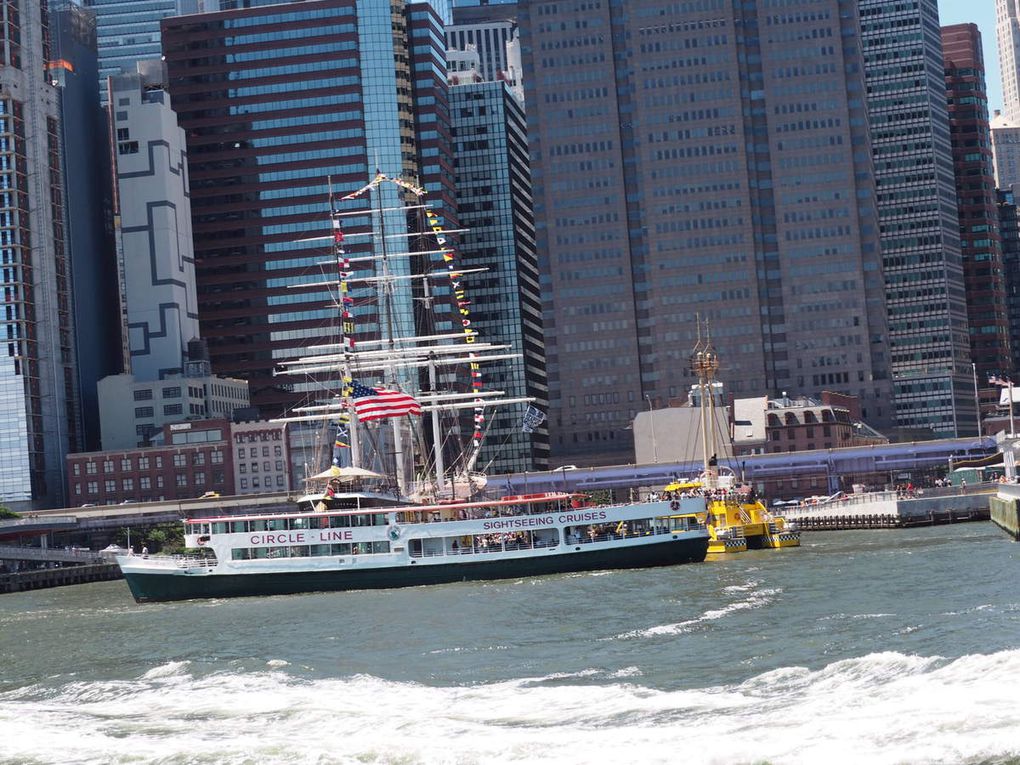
<box><xmin>123</xmin><ymin>536</ymin><xmax>709</xmax><ymax>603</ymax></box>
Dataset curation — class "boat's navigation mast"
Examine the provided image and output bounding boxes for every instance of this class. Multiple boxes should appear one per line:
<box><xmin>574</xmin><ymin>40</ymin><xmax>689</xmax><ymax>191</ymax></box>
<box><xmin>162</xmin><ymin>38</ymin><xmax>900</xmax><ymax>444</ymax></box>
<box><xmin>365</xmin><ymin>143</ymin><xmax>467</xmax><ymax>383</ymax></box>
<box><xmin>330</xmin><ymin>179</ymin><xmax>360</xmax><ymax>467</ymax></box>
<box><xmin>692</xmin><ymin>317</ymin><xmax>720</xmax><ymax>490</ymax></box>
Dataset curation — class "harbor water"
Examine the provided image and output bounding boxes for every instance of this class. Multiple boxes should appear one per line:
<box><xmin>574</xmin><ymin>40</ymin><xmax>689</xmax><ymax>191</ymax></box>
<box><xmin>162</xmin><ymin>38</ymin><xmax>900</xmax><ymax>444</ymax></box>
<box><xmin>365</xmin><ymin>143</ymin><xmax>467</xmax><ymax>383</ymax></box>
<box><xmin>2</xmin><ymin>522</ymin><xmax>1020</xmax><ymax>764</ymax></box>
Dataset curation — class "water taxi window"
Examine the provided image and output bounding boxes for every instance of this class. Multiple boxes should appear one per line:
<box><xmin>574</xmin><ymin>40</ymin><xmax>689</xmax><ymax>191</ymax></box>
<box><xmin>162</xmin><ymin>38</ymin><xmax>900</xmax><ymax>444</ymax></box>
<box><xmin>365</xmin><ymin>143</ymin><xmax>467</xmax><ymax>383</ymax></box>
<box><xmin>212</xmin><ymin>522</ymin><xmax>228</xmax><ymax>534</ymax></box>
<box><xmin>230</xmin><ymin>521</ymin><xmax>247</xmax><ymax>533</ymax></box>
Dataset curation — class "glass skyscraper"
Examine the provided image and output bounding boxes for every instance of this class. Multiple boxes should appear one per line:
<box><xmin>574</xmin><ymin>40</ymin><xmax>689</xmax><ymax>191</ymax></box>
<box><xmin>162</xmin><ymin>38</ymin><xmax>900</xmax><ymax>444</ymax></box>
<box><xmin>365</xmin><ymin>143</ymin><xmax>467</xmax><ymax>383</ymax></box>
<box><xmin>161</xmin><ymin>0</ymin><xmax>456</xmax><ymax>417</ymax></box>
<box><xmin>450</xmin><ymin>80</ymin><xmax>548</xmax><ymax>474</ymax></box>
<box><xmin>0</xmin><ymin>0</ymin><xmax>80</xmax><ymax>506</ymax></box>
<box><xmin>860</xmin><ymin>0</ymin><xmax>976</xmax><ymax>437</ymax></box>
<box><xmin>519</xmin><ymin>0</ymin><xmax>893</xmax><ymax>465</ymax></box>
<box><xmin>85</xmin><ymin>0</ymin><xmax>200</xmax><ymax>103</ymax></box>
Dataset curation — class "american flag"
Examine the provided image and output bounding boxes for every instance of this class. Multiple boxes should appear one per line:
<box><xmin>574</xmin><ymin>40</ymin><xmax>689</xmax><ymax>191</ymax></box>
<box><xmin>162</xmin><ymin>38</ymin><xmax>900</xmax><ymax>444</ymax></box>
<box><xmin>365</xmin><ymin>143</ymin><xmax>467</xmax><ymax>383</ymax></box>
<box><xmin>350</xmin><ymin>380</ymin><xmax>422</xmax><ymax>421</ymax></box>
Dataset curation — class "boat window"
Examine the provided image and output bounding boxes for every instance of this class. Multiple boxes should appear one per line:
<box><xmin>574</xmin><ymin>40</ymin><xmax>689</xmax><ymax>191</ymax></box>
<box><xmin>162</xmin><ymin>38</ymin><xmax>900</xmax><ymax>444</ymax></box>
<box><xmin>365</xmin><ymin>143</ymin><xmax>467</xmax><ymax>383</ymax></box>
<box><xmin>309</xmin><ymin>544</ymin><xmax>331</xmax><ymax>556</ymax></box>
<box><xmin>230</xmin><ymin>521</ymin><xmax>247</xmax><ymax>533</ymax></box>
<box><xmin>329</xmin><ymin>515</ymin><xmax>350</xmax><ymax>528</ymax></box>
<box><xmin>265</xmin><ymin>518</ymin><xmax>286</xmax><ymax>531</ymax></box>
<box><xmin>374</xmin><ymin>514</ymin><xmax>387</xmax><ymax>526</ymax></box>
<box><xmin>212</xmin><ymin>522</ymin><xmax>228</xmax><ymax>534</ymax></box>
<box><xmin>371</xmin><ymin>541</ymin><xmax>391</xmax><ymax>553</ymax></box>
<box><xmin>308</xmin><ymin>516</ymin><xmax>329</xmax><ymax>529</ymax></box>
<box><xmin>290</xmin><ymin>517</ymin><xmax>309</xmax><ymax>530</ymax></box>
<box><xmin>266</xmin><ymin>546</ymin><xmax>288</xmax><ymax>558</ymax></box>
<box><xmin>249</xmin><ymin>519</ymin><xmax>268</xmax><ymax>531</ymax></box>
<box><xmin>231</xmin><ymin>549</ymin><xmax>251</xmax><ymax>560</ymax></box>
<box><xmin>251</xmin><ymin>547</ymin><xmax>269</xmax><ymax>559</ymax></box>
<box><xmin>330</xmin><ymin>543</ymin><xmax>352</xmax><ymax>555</ymax></box>
<box><xmin>289</xmin><ymin>545</ymin><xmax>310</xmax><ymax>558</ymax></box>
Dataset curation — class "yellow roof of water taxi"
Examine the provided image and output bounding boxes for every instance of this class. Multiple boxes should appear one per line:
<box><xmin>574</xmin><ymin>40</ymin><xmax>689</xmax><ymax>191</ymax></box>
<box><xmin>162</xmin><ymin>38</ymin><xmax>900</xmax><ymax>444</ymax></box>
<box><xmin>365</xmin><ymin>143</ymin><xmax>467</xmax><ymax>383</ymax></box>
<box><xmin>664</xmin><ymin>481</ymin><xmax>702</xmax><ymax>492</ymax></box>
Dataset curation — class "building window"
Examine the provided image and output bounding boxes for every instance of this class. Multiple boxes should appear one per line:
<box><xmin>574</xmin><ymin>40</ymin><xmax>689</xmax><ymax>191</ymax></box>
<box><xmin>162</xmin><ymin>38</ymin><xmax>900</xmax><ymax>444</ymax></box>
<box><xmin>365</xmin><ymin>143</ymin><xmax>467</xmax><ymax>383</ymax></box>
<box><xmin>86</xmin><ymin>462</ymin><xmax>97</xmax><ymax>474</ymax></box>
<box><xmin>173</xmin><ymin>454</ymin><xmax>186</xmax><ymax>467</ymax></box>
<box><xmin>194</xmin><ymin>452</ymin><xmax>206</xmax><ymax>466</ymax></box>
<box><xmin>211</xmin><ymin>450</ymin><xmax>223</xmax><ymax>464</ymax></box>
<box><xmin>122</xmin><ymin>478</ymin><xmax>134</xmax><ymax>492</ymax></box>
<box><xmin>241</xmin><ymin>478</ymin><xmax>248</xmax><ymax>490</ymax></box>
<box><xmin>262</xmin><ymin>446</ymin><xmax>270</xmax><ymax>457</ymax></box>
<box><xmin>239</xmin><ymin>464</ymin><xmax>246</xmax><ymax>474</ymax></box>
<box><xmin>134</xmin><ymin>389</ymin><xmax>152</xmax><ymax>401</ymax></box>
<box><xmin>104</xmin><ymin>480</ymin><xmax>115</xmax><ymax>492</ymax></box>
<box><xmin>164</xmin><ymin>404</ymin><xmax>183</xmax><ymax>416</ymax></box>
<box><xmin>118</xmin><ymin>140</ymin><xmax>138</xmax><ymax>155</ymax></box>
<box><xmin>74</xmin><ymin>483</ymin><xmax>81</xmax><ymax>494</ymax></box>
<box><xmin>139</xmin><ymin>457</ymin><xmax>150</xmax><ymax>470</ymax></box>
<box><xmin>86</xmin><ymin>481</ymin><xmax>98</xmax><ymax>494</ymax></box>
<box><xmin>120</xmin><ymin>458</ymin><xmax>132</xmax><ymax>471</ymax></box>
<box><xmin>103</xmin><ymin>460</ymin><xmax>114</xmax><ymax>473</ymax></box>
<box><xmin>276</xmin><ymin>461</ymin><xmax>284</xmax><ymax>471</ymax></box>
<box><xmin>251</xmin><ymin>462</ymin><xmax>259</xmax><ymax>473</ymax></box>
<box><xmin>194</xmin><ymin>472</ymin><xmax>206</xmax><ymax>485</ymax></box>
<box><xmin>263</xmin><ymin>462</ymin><xmax>271</xmax><ymax>473</ymax></box>
<box><xmin>213</xmin><ymin>470</ymin><xmax>224</xmax><ymax>484</ymax></box>
<box><xmin>176</xmin><ymin>474</ymin><xmax>188</xmax><ymax>487</ymax></box>
<box><xmin>252</xmin><ymin>477</ymin><xmax>260</xmax><ymax>488</ymax></box>
<box><xmin>135</xmin><ymin>407</ymin><xmax>153</xmax><ymax>418</ymax></box>
<box><xmin>163</xmin><ymin>386</ymin><xmax>181</xmax><ymax>398</ymax></box>
<box><xmin>156</xmin><ymin>475</ymin><xmax>164</xmax><ymax>488</ymax></box>
<box><xmin>276</xmin><ymin>475</ymin><xmax>285</xmax><ymax>487</ymax></box>
<box><xmin>155</xmin><ymin>456</ymin><xmax>163</xmax><ymax>468</ymax></box>
<box><xmin>140</xmin><ymin>476</ymin><xmax>151</xmax><ymax>490</ymax></box>
<box><xmin>274</xmin><ymin>445</ymin><xmax>282</xmax><ymax>457</ymax></box>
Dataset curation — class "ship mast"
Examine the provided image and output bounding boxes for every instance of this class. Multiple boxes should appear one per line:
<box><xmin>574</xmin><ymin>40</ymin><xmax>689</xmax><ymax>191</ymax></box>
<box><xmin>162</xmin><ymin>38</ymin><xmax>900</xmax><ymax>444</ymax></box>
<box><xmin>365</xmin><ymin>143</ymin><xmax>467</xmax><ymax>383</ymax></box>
<box><xmin>692</xmin><ymin>317</ymin><xmax>719</xmax><ymax>490</ymax></box>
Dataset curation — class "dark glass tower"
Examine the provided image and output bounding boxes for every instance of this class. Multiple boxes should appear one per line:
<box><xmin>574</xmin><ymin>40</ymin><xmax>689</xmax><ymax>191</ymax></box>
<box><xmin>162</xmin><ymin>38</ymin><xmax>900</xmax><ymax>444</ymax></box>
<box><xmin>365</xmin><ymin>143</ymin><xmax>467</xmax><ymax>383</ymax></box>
<box><xmin>942</xmin><ymin>23</ymin><xmax>1011</xmax><ymax>380</ymax></box>
<box><xmin>450</xmin><ymin>79</ymin><xmax>548</xmax><ymax>474</ymax></box>
<box><xmin>162</xmin><ymin>0</ymin><xmax>456</xmax><ymax>417</ymax></box>
<box><xmin>52</xmin><ymin>0</ymin><xmax>122</xmax><ymax>451</ymax></box>
<box><xmin>519</xmin><ymin>0</ymin><xmax>892</xmax><ymax>465</ymax></box>
<box><xmin>860</xmin><ymin>0</ymin><xmax>976</xmax><ymax>437</ymax></box>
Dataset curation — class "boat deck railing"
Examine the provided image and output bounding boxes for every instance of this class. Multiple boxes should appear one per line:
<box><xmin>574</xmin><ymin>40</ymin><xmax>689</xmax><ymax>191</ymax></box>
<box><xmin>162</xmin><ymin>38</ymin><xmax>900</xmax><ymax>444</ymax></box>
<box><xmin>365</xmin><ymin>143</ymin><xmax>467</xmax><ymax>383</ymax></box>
<box><xmin>123</xmin><ymin>553</ymin><xmax>217</xmax><ymax>569</ymax></box>
<box><xmin>409</xmin><ymin>526</ymin><xmax>690</xmax><ymax>558</ymax></box>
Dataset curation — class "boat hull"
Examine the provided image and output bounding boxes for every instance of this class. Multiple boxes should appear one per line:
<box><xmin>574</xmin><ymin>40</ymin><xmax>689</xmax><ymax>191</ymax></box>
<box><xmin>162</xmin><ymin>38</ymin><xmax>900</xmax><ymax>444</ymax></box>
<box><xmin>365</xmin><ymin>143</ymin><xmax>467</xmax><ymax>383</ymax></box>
<box><xmin>122</xmin><ymin>536</ymin><xmax>709</xmax><ymax>603</ymax></box>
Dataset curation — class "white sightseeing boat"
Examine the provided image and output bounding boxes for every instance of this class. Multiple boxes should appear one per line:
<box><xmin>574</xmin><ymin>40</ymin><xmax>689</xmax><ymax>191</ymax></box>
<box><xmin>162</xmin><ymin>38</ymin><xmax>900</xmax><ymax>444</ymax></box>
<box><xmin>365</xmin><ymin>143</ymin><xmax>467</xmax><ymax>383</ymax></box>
<box><xmin>117</xmin><ymin>174</ymin><xmax>709</xmax><ymax>602</ymax></box>
<box><xmin>119</xmin><ymin>491</ymin><xmax>709</xmax><ymax>602</ymax></box>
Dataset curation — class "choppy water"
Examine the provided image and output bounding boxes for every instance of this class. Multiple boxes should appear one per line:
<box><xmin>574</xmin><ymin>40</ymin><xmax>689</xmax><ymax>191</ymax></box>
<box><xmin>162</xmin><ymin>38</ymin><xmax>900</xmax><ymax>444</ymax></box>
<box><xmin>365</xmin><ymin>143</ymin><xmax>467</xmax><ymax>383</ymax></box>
<box><xmin>2</xmin><ymin>523</ymin><xmax>1020</xmax><ymax>764</ymax></box>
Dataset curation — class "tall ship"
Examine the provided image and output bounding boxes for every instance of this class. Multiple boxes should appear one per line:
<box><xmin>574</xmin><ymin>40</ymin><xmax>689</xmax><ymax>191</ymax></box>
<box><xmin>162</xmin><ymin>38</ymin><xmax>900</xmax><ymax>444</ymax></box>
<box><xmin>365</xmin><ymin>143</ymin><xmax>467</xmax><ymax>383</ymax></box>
<box><xmin>117</xmin><ymin>175</ymin><xmax>709</xmax><ymax>602</ymax></box>
<box><xmin>668</xmin><ymin>324</ymin><xmax>800</xmax><ymax>555</ymax></box>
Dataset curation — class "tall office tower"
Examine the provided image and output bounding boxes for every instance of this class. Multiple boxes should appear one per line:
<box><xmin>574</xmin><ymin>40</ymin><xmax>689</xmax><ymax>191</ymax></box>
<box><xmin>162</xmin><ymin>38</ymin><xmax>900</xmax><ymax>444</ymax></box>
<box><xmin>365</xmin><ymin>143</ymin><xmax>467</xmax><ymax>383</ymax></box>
<box><xmin>518</xmin><ymin>0</ymin><xmax>893</xmax><ymax>466</ymax></box>
<box><xmin>0</xmin><ymin>0</ymin><xmax>80</xmax><ymax>506</ymax></box>
<box><xmin>997</xmin><ymin>0</ymin><xmax>1020</xmax><ymax>123</ymax></box>
<box><xmin>162</xmin><ymin>0</ymin><xmax>456</xmax><ymax>417</ymax></box>
<box><xmin>943</xmin><ymin>24</ymin><xmax>1012</xmax><ymax>379</ymax></box>
<box><xmin>446</xmin><ymin>17</ymin><xmax>515</xmax><ymax>83</ymax></box>
<box><xmin>991</xmin><ymin>110</ymin><xmax>1020</xmax><ymax>192</ymax></box>
<box><xmin>51</xmin><ymin>1</ymin><xmax>121</xmax><ymax>451</ymax></box>
<box><xmin>85</xmin><ymin>0</ymin><xmax>199</xmax><ymax>104</ymax></box>
<box><xmin>109</xmin><ymin>62</ymin><xmax>200</xmax><ymax>382</ymax></box>
<box><xmin>859</xmin><ymin>0</ymin><xmax>975</xmax><ymax>437</ymax></box>
<box><xmin>449</xmin><ymin>79</ymin><xmax>548</xmax><ymax>473</ymax></box>
<box><xmin>998</xmin><ymin>190</ymin><xmax>1020</xmax><ymax>374</ymax></box>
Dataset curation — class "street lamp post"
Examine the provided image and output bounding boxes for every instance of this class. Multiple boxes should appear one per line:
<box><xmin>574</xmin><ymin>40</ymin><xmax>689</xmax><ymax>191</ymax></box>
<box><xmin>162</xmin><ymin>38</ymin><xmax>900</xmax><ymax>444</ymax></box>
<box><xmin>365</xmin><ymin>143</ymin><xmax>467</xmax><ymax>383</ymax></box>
<box><xmin>645</xmin><ymin>394</ymin><xmax>659</xmax><ymax>463</ymax></box>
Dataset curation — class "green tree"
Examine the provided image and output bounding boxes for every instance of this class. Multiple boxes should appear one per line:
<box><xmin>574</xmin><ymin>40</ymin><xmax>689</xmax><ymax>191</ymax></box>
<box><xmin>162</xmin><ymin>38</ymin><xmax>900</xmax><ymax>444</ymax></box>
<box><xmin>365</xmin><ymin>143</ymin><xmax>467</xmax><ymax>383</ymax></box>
<box><xmin>0</xmin><ymin>507</ymin><xmax>20</xmax><ymax>520</ymax></box>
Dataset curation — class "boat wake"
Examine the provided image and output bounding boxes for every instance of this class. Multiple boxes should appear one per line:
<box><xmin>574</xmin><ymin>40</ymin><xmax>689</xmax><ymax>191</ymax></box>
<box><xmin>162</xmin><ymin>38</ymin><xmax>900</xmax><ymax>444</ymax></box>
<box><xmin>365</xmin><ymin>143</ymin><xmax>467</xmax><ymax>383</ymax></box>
<box><xmin>4</xmin><ymin>649</ymin><xmax>1019</xmax><ymax>764</ymax></box>
<box><xmin>613</xmin><ymin>581</ymin><xmax>780</xmax><ymax>639</ymax></box>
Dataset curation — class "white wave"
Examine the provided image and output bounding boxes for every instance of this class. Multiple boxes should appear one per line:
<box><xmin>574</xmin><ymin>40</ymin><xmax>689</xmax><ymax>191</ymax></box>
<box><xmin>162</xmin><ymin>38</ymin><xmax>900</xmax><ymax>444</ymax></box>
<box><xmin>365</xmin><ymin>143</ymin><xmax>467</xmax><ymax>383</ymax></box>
<box><xmin>3</xmin><ymin>650</ymin><xmax>1020</xmax><ymax>765</ymax></box>
<box><xmin>614</xmin><ymin>587</ymin><xmax>780</xmax><ymax>639</ymax></box>
<box><xmin>266</xmin><ymin>660</ymin><xmax>290</xmax><ymax>668</ymax></box>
